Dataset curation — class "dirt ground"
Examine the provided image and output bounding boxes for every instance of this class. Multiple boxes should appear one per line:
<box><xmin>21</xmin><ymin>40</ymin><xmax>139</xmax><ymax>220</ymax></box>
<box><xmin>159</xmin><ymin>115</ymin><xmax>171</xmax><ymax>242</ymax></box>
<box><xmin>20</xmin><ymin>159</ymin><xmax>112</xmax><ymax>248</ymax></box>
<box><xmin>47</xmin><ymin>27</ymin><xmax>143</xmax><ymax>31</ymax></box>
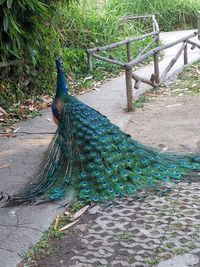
<box><xmin>126</xmin><ymin>88</ymin><xmax>200</xmax><ymax>154</ymax></box>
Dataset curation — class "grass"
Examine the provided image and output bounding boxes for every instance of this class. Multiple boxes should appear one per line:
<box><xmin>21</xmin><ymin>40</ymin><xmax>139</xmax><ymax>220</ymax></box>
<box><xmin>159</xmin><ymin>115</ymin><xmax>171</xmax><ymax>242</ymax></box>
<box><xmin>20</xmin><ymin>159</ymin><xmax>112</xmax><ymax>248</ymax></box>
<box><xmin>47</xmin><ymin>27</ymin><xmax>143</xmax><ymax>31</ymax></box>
<box><xmin>133</xmin><ymin>94</ymin><xmax>151</xmax><ymax>108</ymax></box>
<box><xmin>24</xmin><ymin>227</ymin><xmax>58</xmax><ymax>260</ymax></box>
<box><xmin>168</xmin><ymin>62</ymin><xmax>200</xmax><ymax>95</ymax></box>
<box><xmin>105</xmin><ymin>0</ymin><xmax>200</xmax><ymax>32</ymax></box>
<box><xmin>69</xmin><ymin>200</ymin><xmax>85</xmax><ymax>212</ymax></box>
<box><xmin>24</xmin><ymin>224</ymin><xmax>66</xmax><ymax>261</ymax></box>
<box><xmin>133</xmin><ymin>60</ymin><xmax>200</xmax><ymax>110</ymax></box>
<box><xmin>23</xmin><ymin>200</ymin><xmax>86</xmax><ymax>263</ymax></box>
<box><xmin>171</xmin><ymin>247</ymin><xmax>186</xmax><ymax>255</ymax></box>
<box><xmin>145</xmin><ymin>246</ymin><xmax>186</xmax><ymax>266</ymax></box>
<box><xmin>0</xmin><ymin>1</ymin><xmax>152</xmax><ymax>121</ymax></box>
<box><xmin>145</xmin><ymin>257</ymin><xmax>161</xmax><ymax>266</ymax></box>
<box><xmin>1</xmin><ymin>0</ymin><xmax>200</xmax><ymax>120</ymax></box>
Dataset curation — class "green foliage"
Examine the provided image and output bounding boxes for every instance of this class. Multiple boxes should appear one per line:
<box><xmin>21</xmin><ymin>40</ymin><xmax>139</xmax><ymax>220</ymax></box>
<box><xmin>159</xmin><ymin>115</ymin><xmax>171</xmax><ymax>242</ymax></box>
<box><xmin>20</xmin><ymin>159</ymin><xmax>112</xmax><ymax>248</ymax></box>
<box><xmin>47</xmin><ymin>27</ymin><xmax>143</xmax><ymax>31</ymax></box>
<box><xmin>1</xmin><ymin>0</ymin><xmax>200</xmax><ymax>114</ymax></box>
<box><xmin>69</xmin><ymin>201</ymin><xmax>85</xmax><ymax>212</ymax></box>
<box><xmin>0</xmin><ymin>0</ymin><xmax>147</xmax><ymax>113</ymax></box>
<box><xmin>52</xmin><ymin>1</ymin><xmax>153</xmax><ymax>94</ymax></box>
<box><xmin>24</xmin><ymin>224</ymin><xmax>64</xmax><ymax>260</ymax></box>
<box><xmin>133</xmin><ymin>95</ymin><xmax>150</xmax><ymax>108</ymax></box>
<box><xmin>0</xmin><ymin>0</ymin><xmax>48</xmax><ymax>60</ymax></box>
<box><xmin>105</xmin><ymin>0</ymin><xmax>200</xmax><ymax>31</ymax></box>
<box><xmin>0</xmin><ymin>0</ymin><xmax>62</xmax><ymax>112</ymax></box>
<box><xmin>145</xmin><ymin>257</ymin><xmax>161</xmax><ymax>266</ymax></box>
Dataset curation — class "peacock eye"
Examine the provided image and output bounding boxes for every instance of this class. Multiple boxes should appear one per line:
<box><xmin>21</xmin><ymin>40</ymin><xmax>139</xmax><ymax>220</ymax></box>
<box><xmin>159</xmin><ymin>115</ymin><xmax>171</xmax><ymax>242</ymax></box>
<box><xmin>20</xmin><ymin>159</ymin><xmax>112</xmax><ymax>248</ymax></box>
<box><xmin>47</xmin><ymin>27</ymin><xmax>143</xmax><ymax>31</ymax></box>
<box><xmin>92</xmin><ymin>196</ymin><xmax>99</xmax><ymax>202</ymax></box>
<box><xmin>80</xmin><ymin>172</ymin><xmax>87</xmax><ymax>178</ymax></box>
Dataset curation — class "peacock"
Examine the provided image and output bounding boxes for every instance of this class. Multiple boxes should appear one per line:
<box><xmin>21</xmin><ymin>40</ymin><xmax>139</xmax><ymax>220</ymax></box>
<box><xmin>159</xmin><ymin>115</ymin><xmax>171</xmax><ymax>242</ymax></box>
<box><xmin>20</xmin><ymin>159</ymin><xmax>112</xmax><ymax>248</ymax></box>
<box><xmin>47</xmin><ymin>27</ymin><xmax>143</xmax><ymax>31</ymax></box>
<box><xmin>3</xmin><ymin>59</ymin><xmax>200</xmax><ymax>205</ymax></box>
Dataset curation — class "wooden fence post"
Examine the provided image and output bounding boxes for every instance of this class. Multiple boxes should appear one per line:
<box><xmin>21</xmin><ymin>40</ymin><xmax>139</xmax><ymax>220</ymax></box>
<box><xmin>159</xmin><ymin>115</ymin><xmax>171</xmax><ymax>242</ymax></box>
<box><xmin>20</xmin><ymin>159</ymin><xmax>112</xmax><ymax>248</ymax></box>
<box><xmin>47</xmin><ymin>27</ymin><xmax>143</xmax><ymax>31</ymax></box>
<box><xmin>198</xmin><ymin>11</ymin><xmax>200</xmax><ymax>40</ymax></box>
<box><xmin>160</xmin><ymin>42</ymin><xmax>187</xmax><ymax>82</ymax></box>
<box><xmin>126</xmin><ymin>42</ymin><xmax>131</xmax><ymax>62</ymax></box>
<box><xmin>153</xmin><ymin>33</ymin><xmax>160</xmax><ymax>84</ymax></box>
<box><xmin>184</xmin><ymin>42</ymin><xmax>188</xmax><ymax>65</ymax></box>
<box><xmin>125</xmin><ymin>67</ymin><xmax>133</xmax><ymax>111</ymax></box>
<box><xmin>87</xmin><ymin>52</ymin><xmax>93</xmax><ymax>72</ymax></box>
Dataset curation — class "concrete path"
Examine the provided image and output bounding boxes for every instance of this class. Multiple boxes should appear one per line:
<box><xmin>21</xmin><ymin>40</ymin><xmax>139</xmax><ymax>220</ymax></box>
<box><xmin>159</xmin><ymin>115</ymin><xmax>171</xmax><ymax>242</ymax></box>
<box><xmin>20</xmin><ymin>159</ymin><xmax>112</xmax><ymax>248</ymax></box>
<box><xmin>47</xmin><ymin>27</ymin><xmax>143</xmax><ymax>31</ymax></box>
<box><xmin>0</xmin><ymin>30</ymin><xmax>200</xmax><ymax>267</ymax></box>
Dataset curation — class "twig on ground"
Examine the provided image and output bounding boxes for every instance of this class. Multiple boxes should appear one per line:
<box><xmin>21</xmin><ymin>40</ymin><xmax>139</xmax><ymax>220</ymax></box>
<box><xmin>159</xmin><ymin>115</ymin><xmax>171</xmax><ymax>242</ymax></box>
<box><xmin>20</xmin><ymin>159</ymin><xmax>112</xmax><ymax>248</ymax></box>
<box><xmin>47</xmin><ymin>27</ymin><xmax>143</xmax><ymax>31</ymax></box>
<box><xmin>73</xmin><ymin>205</ymin><xmax>90</xmax><ymax>220</ymax></box>
<box><xmin>0</xmin><ymin>133</ymin><xmax>17</xmax><ymax>138</ymax></box>
<box><xmin>59</xmin><ymin>219</ymin><xmax>79</xmax><ymax>232</ymax></box>
<box><xmin>54</xmin><ymin>214</ymin><xmax>61</xmax><ymax>230</ymax></box>
<box><xmin>0</xmin><ymin>163</ymin><xmax>11</xmax><ymax>169</ymax></box>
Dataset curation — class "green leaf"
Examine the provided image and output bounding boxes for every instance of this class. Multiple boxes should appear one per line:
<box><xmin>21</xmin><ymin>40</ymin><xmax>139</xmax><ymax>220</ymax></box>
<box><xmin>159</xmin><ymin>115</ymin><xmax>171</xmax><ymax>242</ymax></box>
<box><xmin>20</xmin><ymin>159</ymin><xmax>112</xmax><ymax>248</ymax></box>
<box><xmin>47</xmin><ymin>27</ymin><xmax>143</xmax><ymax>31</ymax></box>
<box><xmin>9</xmin><ymin>41</ymin><xmax>20</xmax><ymax>58</ymax></box>
<box><xmin>3</xmin><ymin>16</ymin><xmax>9</xmax><ymax>31</ymax></box>
<box><xmin>9</xmin><ymin>14</ymin><xmax>21</xmax><ymax>33</ymax></box>
<box><xmin>0</xmin><ymin>0</ymin><xmax>6</xmax><ymax>5</ymax></box>
<box><xmin>7</xmin><ymin>0</ymin><xmax>12</xmax><ymax>8</ymax></box>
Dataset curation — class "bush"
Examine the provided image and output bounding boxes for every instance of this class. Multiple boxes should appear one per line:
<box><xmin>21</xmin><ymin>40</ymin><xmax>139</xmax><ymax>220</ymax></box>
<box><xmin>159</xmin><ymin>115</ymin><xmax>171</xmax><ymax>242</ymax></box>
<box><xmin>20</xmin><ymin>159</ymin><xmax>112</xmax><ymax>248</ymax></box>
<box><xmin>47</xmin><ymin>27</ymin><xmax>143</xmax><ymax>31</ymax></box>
<box><xmin>105</xmin><ymin>0</ymin><xmax>200</xmax><ymax>31</ymax></box>
<box><xmin>1</xmin><ymin>0</ymin><xmax>200</xmax><ymax>115</ymax></box>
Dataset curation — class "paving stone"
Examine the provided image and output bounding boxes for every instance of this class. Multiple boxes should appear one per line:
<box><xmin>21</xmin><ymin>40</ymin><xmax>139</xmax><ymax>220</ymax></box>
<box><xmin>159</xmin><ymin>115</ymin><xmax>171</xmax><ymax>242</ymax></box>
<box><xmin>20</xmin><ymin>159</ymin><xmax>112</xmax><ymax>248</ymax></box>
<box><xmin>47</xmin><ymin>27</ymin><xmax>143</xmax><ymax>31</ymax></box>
<box><xmin>157</xmin><ymin>253</ymin><xmax>199</xmax><ymax>267</ymax></box>
<box><xmin>58</xmin><ymin>184</ymin><xmax>200</xmax><ymax>266</ymax></box>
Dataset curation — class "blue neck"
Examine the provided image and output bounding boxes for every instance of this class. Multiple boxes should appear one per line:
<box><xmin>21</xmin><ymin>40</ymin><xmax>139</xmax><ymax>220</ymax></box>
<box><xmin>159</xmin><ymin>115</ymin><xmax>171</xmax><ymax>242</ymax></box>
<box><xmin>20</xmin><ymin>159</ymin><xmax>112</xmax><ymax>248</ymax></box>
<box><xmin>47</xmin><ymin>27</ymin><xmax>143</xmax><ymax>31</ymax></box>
<box><xmin>56</xmin><ymin>59</ymin><xmax>67</xmax><ymax>97</ymax></box>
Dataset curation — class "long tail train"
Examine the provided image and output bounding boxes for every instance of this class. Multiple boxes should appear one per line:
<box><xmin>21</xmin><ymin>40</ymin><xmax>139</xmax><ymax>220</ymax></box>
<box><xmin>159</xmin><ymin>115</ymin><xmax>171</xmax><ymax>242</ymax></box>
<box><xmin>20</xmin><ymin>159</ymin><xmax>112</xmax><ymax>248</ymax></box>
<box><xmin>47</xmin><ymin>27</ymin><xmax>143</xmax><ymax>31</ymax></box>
<box><xmin>2</xmin><ymin>60</ymin><xmax>200</xmax><ymax>206</ymax></box>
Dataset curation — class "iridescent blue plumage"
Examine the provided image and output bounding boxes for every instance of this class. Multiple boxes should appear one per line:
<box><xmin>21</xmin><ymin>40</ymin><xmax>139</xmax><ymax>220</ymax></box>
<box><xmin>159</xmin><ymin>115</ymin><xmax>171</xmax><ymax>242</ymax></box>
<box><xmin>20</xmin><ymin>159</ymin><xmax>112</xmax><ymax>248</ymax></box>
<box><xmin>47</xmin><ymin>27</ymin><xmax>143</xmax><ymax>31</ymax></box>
<box><xmin>55</xmin><ymin>59</ymin><xmax>67</xmax><ymax>96</ymax></box>
<box><xmin>51</xmin><ymin>59</ymin><xmax>67</xmax><ymax>123</ymax></box>
<box><xmin>4</xmin><ymin>59</ymin><xmax>200</xmax><ymax>206</ymax></box>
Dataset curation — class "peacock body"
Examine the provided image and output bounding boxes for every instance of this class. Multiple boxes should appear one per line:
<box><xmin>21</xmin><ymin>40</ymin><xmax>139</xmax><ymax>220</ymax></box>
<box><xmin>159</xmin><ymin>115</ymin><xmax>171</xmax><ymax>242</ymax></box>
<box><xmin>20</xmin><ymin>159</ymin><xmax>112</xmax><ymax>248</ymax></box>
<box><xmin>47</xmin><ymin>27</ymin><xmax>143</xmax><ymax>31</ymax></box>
<box><xmin>4</xmin><ymin>60</ymin><xmax>200</xmax><ymax>205</ymax></box>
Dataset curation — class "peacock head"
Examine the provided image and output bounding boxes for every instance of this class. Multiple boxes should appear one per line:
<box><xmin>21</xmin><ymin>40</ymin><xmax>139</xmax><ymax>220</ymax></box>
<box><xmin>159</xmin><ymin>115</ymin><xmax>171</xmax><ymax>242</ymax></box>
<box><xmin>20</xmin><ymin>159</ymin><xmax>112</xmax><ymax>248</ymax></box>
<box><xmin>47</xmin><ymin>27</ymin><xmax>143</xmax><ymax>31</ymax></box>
<box><xmin>55</xmin><ymin>59</ymin><xmax>68</xmax><ymax>97</ymax></box>
<box><xmin>55</xmin><ymin>58</ymin><xmax>62</xmax><ymax>70</ymax></box>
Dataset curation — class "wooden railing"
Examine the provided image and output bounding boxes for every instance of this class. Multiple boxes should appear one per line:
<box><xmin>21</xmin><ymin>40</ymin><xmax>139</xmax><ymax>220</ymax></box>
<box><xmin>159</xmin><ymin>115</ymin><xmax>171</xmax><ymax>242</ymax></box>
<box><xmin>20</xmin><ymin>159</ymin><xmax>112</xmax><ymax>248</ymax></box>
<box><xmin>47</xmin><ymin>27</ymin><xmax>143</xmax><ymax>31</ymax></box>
<box><xmin>87</xmin><ymin>14</ymin><xmax>200</xmax><ymax>111</ymax></box>
<box><xmin>198</xmin><ymin>11</ymin><xmax>200</xmax><ymax>40</ymax></box>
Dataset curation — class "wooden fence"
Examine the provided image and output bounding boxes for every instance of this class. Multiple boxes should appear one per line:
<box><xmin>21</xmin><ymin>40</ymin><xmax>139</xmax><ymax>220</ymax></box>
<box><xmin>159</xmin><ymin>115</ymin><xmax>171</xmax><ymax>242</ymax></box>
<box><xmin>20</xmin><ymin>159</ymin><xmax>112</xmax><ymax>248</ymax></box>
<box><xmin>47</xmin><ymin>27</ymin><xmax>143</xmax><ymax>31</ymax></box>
<box><xmin>198</xmin><ymin>11</ymin><xmax>200</xmax><ymax>40</ymax></box>
<box><xmin>87</xmin><ymin>14</ymin><xmax>200</xmax><ymax>111</ymax></box>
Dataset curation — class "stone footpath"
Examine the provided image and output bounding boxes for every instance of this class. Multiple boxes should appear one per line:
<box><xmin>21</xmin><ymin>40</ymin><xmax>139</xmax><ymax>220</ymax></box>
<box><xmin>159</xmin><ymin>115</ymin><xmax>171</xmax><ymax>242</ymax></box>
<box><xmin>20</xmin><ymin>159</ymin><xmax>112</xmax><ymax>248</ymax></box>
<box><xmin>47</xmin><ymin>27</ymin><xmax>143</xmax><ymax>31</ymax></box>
<box><xmin>0</xmin><ymin>30</ymin><xmax>200</xmax><ymax>267</ymax></box>
<box><xmin>35</xmin><ymin>182</ymin><xmax>200</xmax><ymax>267</ymax></box>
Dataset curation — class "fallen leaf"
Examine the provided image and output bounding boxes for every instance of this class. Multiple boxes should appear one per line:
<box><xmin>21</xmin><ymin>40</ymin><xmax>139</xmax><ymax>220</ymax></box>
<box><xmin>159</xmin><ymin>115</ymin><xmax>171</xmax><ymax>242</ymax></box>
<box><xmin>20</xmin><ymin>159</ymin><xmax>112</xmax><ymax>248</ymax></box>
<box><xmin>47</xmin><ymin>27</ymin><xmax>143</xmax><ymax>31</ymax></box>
<box><xmin>13</xmin><ymin>127</ymin><xmax>21</xmax><ymax>133</ymax></box>
<box><xmin>166</xmin><ymin>104</ymin><xmax>182</xmax><ymax>108</ymax></box>
<box><xmin>83</xmin><ymin>75</ymin><xmax>93</xmax><ymax>82</ymax></box>
<box><xmin>54</xmin><ymin>214</ymin><xmax>61</xmax><ymax>230</ymax></box>
<box><xmin>59</xmin><ymin>219</ymin><xmax>79</xmax><ymax>232</ymax></box>
<box><xmin>28</xmin><ymin>105</ymin><xmax>36</xmax><ymax>112</ymax></box>
<box><xmin>0</xmin><ymin>163</ymin><xmax>11</xmax><ymax>169</ymax></box>
<box><xmin>80</xmin><ymin>90</ymin><xmax>87</xmax><ymax>95</ymax></box>
<box><xmin>0</xmin><ymin>133</ymin><xmax>17</xmax><ymax>138</ymax></box>
<box><xmin>196</xmin><ymin>69</ymin><xmax>200</xmax><ymax>75</ymax></box>
<box><xmin>191</xmin><ymin>83</ymin><xmax>197</xmax><ymax>87</ymax></box>
<box><xmin>73</xmin><ymin>205</ymin><xmax>90</xmax><ymax>220</ymax></box>
<box><xmin>5</xmin><ymin>126</ymin><xmax>15</xmax><ymax>133</ymax></box>
<box><xmin>64</xmin><ymin>211</ymin><xmax>72</xmax><ymax>217</ymax></box>
<box><xmin>41</xmin><ymin>95</ymin><xmax>53</xmax><ymax>105</ymax></box>
<box><xmin>0</xmin><ymin>106</ymin><xmax>8</xmax><ymax>122</ymax></box>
